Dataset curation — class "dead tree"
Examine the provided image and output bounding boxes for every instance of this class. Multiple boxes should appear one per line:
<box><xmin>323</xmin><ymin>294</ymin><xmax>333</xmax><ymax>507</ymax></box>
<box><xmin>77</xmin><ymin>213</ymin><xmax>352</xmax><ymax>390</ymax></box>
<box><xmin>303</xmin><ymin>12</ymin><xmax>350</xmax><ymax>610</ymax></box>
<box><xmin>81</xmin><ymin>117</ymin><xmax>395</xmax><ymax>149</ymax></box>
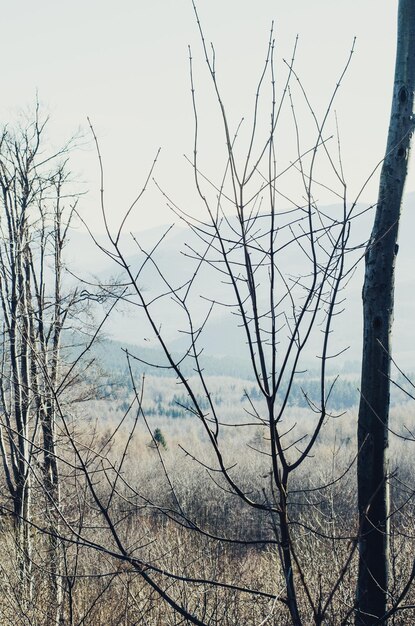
<box><xmin>356</xmin><ymin>1</ymin><xmax>415</xmax><ymax>624</ymax></box>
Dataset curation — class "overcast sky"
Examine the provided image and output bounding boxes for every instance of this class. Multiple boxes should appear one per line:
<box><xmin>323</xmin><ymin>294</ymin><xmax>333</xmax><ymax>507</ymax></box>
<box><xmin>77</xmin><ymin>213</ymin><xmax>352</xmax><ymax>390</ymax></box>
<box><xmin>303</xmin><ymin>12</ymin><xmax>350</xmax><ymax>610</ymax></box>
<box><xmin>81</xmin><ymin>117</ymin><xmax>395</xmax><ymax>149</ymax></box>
<box><xmin>0</xmin><ymin>1</ymin><xmax>408</xmax><ymax>233</ymax></box>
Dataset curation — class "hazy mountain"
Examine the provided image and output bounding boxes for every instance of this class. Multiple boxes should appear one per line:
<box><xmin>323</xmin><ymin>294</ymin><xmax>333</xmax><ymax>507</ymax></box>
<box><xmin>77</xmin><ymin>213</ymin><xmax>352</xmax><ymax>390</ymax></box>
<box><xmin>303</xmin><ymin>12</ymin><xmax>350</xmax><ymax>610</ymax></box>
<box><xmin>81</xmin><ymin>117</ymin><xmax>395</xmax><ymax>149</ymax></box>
<box><xmin>67</xmin><ymin>192</ymin><xmax>415</xmax><ymax>373</ymax></box>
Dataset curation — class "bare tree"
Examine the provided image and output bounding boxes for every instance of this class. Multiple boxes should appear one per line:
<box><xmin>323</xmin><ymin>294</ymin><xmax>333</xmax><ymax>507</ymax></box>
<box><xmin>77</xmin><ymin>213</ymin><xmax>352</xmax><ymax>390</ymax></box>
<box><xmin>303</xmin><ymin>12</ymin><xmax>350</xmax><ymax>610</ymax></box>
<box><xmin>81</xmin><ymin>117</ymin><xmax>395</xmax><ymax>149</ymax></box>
<box><xmin>0</xmin><ymin>107</ymin><xmax>84</xmax><ymax>624</ymax></box>
<box><xmin>59</xmin><ymin>11</ymin><xmax>371</xmax><ymax>624</ymax></box>
<box><xmin>356</xmin><ymin>1</ymin><xmax>415</xmax><ymax>623</ymax></box>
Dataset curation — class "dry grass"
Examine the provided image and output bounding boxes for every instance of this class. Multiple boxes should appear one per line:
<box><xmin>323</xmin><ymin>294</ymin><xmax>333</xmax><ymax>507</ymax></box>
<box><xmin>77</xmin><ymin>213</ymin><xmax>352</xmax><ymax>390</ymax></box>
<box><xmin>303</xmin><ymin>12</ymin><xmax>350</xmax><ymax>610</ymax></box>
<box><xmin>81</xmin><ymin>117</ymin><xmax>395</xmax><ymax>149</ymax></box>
<box><xmin>0</xmin><ymin>385</ymin><xmax>414</xmax><ymax>625</ymax></box>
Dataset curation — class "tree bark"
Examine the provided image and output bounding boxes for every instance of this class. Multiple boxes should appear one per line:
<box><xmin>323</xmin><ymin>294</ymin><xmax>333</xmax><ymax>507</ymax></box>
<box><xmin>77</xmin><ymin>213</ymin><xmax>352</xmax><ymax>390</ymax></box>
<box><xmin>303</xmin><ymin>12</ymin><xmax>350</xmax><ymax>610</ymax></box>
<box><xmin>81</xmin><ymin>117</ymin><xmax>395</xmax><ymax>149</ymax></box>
<box><xmin>356</xmin><ymin>2</ymin><xmax>415</xmax><ymax>624</ymax></box>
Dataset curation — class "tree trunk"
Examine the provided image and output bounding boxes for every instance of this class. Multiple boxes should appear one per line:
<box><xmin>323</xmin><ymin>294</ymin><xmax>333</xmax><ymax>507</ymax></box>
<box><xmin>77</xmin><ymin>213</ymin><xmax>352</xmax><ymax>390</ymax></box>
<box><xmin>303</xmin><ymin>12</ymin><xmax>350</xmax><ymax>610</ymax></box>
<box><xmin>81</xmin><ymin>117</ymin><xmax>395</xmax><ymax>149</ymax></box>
<box><xmin>356</xmin><ymin>2</ymin><xmax>415</xmax><ymax>624</ymax></box>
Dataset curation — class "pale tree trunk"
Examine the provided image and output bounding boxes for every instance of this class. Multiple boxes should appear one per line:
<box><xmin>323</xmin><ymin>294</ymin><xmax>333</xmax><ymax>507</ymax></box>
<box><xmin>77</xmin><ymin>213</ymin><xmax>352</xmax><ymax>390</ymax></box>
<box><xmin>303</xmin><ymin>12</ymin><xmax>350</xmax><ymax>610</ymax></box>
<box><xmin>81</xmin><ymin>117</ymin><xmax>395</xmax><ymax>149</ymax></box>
<box><xmin>9</xmin><ymin>221</ymin><xmax>34</xmax><ymax>603</ymax></box>
<box><xmin>31</xmin><ymin>184</ymin><xmax>67</xmax><ymax>625</ymax></box>
<box><xmin>43</xmin><ymin>204</ymin><xmax>65</xmax><ymax>626</ymax></box>
<box><xmin>356</xmin><ymin>1</ymin><xmax>415</xmax><ymax>624</ymax></box>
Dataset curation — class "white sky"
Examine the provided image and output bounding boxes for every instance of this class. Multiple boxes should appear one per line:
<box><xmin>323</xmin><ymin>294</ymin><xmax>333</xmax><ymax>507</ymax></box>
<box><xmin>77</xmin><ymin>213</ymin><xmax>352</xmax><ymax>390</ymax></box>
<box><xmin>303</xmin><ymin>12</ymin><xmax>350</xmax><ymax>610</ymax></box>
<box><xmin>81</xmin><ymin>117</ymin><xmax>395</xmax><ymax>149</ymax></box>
<box><xmin>0</xmin><ymin>0</ymin><xmax>408</xmax><ymax>233</ymax></box>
